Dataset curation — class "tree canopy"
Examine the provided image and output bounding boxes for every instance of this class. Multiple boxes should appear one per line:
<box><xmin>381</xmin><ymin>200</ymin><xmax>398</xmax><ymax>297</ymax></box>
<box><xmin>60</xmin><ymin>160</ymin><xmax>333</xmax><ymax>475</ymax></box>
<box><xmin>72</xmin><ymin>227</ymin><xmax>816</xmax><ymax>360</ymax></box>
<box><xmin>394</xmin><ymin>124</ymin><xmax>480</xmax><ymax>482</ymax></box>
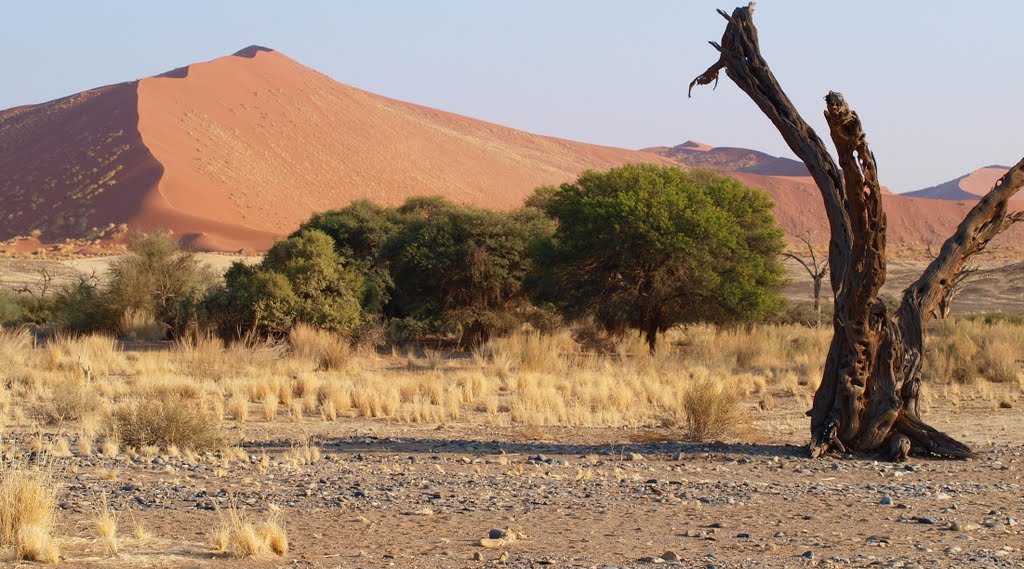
<box><xmin>533</xmin><ymin>163</ymin><xmax>785</xmax><ymax>350</ymax></box>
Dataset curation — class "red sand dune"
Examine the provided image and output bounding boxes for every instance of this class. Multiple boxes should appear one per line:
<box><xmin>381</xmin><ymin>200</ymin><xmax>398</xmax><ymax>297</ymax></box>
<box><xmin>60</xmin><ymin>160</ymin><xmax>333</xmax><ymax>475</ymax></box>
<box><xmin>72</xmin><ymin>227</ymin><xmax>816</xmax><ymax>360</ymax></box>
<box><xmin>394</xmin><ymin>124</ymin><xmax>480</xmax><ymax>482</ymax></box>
<box><xmin>1</xmin><ymin>47</ymin><xmax>674</xmax><ymax>252</ymax></box>
<box><xmin>1</xmin><ymin>49</ymin><xmax>1021</xmax><ymax>253</ymax></box>
<box><xmin>902</xmin><ymin>166</ymin><xmax>1020</xmax><ymax>202</ymax></box>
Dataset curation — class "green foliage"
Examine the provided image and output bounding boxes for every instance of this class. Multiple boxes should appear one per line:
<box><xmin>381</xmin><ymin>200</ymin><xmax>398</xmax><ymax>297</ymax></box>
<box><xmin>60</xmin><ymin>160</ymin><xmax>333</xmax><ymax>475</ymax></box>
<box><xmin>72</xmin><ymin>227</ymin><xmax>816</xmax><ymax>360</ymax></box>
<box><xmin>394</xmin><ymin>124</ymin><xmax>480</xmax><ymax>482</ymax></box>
<box><xmin>295</xmin><ymin>201</ymin><xmax>398</xmax><ymax>315</ymax></box>
<box><xmin>0</xmin><ymin>293</ymin><xmax>20</xmax><ymax>326</ymax></box>
<box><xmin>383</xmin><ymin>198</ymin><xmax>556</xmax><ymax>345</ymax></box>
<box><xmin>211</xmin><ymin>229</ymin><xmax>363</xmax><ymax>337</ymax></box>
<box><xmin>50</xmin><ymin>280</ymin><xmax>118</xmax><ymax>333</ymax></box>
<box><xmin>106</xmin><ymin>232</ymin><xmax>217</xmax><ymax>338</ymax></box>
<box><xmin>534</xmin><ymin>164</ymin><xmax>786</xmax><ymax>350</ymax></box>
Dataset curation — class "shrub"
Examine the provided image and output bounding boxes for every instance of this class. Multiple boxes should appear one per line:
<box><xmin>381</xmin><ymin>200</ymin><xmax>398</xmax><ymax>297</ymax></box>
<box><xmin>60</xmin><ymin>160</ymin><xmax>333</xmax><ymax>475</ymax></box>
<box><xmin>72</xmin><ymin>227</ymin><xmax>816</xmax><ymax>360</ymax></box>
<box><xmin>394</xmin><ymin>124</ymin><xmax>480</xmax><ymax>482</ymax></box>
<box><xmin>110</xmin><ymin>397</ymin><xmax>223</xmax><ymax>451</ymax></box>
<box><xmin>383</xmin><ymin>198</ymin><xmax>555</xmax><ymax>346</ymax></box>
<box><xmin>0</xmin><ymin>292</ymin><xmax>21</xmax><ymax>325</ymax></box>
<box><xmin>293</xmin><ymin>199</ymin><xmax>399</xmax><ymax>315</ymax></box>
<box><xmin>106</xmin><ymin>232</ymin><xmax>218</xmax><ymax>338</ymax></box>
<box><xmin>211</xmin><ymin>230</ymin><xmax>363</xmax><ymax>337</ymax></box>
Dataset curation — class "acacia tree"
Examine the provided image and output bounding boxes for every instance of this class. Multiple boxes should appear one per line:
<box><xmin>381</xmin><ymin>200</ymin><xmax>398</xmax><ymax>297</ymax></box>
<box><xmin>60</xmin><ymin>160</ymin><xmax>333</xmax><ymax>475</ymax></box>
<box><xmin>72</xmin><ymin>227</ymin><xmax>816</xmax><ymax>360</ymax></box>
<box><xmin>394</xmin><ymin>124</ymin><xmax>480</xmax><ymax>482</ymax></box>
<box><xmin>534</xmin><ymin>164</ymin><xmax>785</xmax><ymax>352</ymax></box>
<box><xmin>691</xmin><ymin>4</ymin><xmax>1024</xmax><ymax>460</ymax></box>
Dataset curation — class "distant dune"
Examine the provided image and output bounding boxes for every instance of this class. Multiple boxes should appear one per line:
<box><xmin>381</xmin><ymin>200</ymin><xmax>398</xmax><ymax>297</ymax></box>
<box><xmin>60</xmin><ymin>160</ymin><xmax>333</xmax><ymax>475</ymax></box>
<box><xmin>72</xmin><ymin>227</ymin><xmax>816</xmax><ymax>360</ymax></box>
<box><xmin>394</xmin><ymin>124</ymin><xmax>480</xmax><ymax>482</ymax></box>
<box><xmin>902</xmin><ymin>166</ymin><xmax>1017</xmax><ymax>202</ymax></box>
<box><xmin>1</xmin><ymin>50</ymin><xmax>1021</xmax><ymax>253</ymax></box>
<box><xmin>651</xmin><ymin>141</ymin><xmax>1024</xmax><ymax>249</ymax></box>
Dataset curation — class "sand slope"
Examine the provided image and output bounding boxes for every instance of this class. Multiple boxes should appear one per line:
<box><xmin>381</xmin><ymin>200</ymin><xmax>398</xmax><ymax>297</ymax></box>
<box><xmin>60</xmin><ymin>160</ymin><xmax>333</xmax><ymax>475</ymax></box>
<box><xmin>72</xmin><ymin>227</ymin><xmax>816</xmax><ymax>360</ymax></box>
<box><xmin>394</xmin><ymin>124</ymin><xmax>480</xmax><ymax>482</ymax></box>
<box><xmin>1</xmin><ymin>47</ymin><xmax>674</xmax><ymax>251</ymax></box>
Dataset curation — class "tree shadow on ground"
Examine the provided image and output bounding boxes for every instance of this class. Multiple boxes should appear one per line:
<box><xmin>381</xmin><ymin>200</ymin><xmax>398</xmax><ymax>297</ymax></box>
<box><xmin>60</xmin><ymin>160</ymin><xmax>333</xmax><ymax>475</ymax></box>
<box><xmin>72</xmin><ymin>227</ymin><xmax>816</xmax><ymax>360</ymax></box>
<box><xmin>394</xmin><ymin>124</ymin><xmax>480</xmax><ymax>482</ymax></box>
<box><xmin>244</xmin><ymin>434</ymin><xmax>807</xmax><ymax>460</ymax></box>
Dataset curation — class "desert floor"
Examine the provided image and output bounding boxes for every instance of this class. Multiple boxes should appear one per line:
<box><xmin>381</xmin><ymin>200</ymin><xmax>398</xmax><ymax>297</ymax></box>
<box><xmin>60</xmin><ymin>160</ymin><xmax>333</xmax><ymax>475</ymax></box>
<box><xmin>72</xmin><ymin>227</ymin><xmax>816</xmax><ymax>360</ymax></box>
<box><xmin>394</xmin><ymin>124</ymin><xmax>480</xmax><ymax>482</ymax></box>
<box><xmin>1</xmin><ymin>254</ymin><xmax>1022</xmax><ymax>568</ymax></box>
<box><xmin>4</xmin><ymin>390</ymin><xmax>1022</xmax><ymax>568</ymax></box>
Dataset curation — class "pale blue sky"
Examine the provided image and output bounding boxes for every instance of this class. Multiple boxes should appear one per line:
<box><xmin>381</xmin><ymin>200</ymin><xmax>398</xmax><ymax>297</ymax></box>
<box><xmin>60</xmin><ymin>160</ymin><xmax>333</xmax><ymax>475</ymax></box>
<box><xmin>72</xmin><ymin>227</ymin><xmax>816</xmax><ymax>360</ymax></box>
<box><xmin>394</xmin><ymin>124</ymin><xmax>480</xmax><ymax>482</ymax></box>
<box><xmin>3</xmin><ymin>1</ymin><xmax>1021</xmax><ymax>192</ymax></box>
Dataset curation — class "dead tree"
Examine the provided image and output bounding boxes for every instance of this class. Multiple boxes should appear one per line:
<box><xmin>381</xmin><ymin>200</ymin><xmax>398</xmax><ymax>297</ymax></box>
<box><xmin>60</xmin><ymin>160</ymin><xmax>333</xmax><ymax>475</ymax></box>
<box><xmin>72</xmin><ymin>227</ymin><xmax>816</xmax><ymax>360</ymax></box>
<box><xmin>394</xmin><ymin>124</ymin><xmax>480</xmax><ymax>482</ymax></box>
<box><xmin>691</xmin><ymin>4</ymin><xmax>1024</xmax><ymax>460</ymax></box>
<box><xmin>783</xmin><ymin>231</ymin><xmax>829</xmax><ymax>319</ymax></box>
<box><xmin>925</xmin><ymin>242</ymin><xmax>978</xmax><ymax>319</ymax></box>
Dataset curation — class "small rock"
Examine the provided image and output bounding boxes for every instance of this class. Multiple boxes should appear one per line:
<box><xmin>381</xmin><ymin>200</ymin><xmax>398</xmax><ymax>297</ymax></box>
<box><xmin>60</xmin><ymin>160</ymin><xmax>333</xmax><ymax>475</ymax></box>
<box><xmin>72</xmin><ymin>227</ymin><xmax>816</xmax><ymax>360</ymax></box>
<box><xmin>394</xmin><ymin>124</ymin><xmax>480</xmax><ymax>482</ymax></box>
<box><xmin>880</xmin><ymin>496</ymin><xmax>893</xmax><ymax>505</ymax></box>
<box><xmin>498</xmin><ymin>551</ymin><xmax>510</xmax><ymax>561</ymax></box>
<box><xmin>916</xmin><ymin>517</ymin><xmax>937</xmax><ymax>525</ymax></box>
<box><xmin>801</xmin><ymin>550</ymin><xmax>815</xmax><ymax>560</ymax></box>
<box><xmin>736</xmin><ymin>533</ymin><xmax>751</xmax><ymax>538</ymax></box>
<box><xmin>659</xmin><ymin>550</ymin><xmax>679</xmax><ymax>562</ymax></box>
<box><xmin>472</xmin><ymin>551</ymin><xmax>483</xmax><ymax>561</ymax></box>
<box><xmin>488</xmin><ymin>528</ymin><xmax>507</xmax><ymax>540</ymax></box>
<box><xmin>628</xmin><ymin>453</ymin><xmax>645</xmax><ymax>461</ymax></box>
<box><xmin>951</xmin><ymin>521</ymin><xmax>979</xmax><ymax>532</ymax></box>
<box><xmin>479</xmin><ymin>538</ymin><xmax>504</xmax><ymax>548</ymax></box>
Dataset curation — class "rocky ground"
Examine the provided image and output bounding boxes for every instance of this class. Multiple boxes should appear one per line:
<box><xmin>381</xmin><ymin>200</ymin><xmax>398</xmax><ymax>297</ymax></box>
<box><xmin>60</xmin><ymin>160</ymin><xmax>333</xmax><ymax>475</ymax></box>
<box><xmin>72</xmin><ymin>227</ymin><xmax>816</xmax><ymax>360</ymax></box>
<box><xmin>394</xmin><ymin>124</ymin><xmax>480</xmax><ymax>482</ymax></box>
<box><xmin>6</xmin><ymin>392</ymin><xmax>1023</xmax><ymax>568</ymax></box>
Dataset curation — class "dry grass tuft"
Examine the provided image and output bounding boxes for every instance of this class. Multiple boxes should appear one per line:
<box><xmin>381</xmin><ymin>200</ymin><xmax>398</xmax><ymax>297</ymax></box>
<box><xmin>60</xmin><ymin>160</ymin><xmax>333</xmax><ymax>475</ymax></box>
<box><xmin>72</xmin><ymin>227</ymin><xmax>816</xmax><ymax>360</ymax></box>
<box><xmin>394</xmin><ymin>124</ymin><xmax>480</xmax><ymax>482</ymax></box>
<box><xmin>289</xmin><ymin>323</ymin><xmax>349</xmax><ymax>371</ymax></box>
<box><xmin>0</xmin><ymin>464</ymin><xmax>60</xmax><ymax>563</ymax></box>
<box><xmin>213</xmin><ymin>505</ymin><xmax>288</xmax><ymax>558</ymax></box>
<box><xmin>110</xmin><ymin>396</ymin><xmax>223</xmax><ymax>451</ymax></box>
<box><xmin>93</xmin><ymin>493</ymin><xmax>119</xmax><ymax>556</ymax></box>
<box><xmin>682</xmin><ymin>369</ymin><xmax>744</xmax><ymax>441</ymax></box>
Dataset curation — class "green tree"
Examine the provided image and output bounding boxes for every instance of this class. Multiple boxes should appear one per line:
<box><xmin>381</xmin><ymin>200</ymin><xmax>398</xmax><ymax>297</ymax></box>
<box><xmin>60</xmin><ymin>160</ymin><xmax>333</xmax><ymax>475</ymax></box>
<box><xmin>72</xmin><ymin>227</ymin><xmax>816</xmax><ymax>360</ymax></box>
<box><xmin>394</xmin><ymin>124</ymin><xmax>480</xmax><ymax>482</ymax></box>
<box><xmin>293</xmin><ymin>200</ymin><xmax>399</xmax><ymax>316</ymax></box>
<box><xmin>211</xmin><ymin>229</ymin><xmax>363</xmax><ymax>337</ymax></box>
<box><xmin>383</xmin><ymin>197</ymin><xmax>555</xmax><ymax>345</ymax></box>
<box><xmin>534</xmin><ymin>164</ymin><xmax>785</xmax><ymax>351</ymax></box>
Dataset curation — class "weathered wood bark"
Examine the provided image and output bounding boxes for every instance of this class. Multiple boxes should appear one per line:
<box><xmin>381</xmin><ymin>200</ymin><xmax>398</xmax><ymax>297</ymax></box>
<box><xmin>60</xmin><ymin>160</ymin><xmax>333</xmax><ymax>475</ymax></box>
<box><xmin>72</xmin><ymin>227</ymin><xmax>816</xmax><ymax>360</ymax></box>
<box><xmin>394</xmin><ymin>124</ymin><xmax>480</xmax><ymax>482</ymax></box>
<box><xmin>691</xmin><ymin>4</ymin><xmax>1024</xmax><ymax>460</ymax></box>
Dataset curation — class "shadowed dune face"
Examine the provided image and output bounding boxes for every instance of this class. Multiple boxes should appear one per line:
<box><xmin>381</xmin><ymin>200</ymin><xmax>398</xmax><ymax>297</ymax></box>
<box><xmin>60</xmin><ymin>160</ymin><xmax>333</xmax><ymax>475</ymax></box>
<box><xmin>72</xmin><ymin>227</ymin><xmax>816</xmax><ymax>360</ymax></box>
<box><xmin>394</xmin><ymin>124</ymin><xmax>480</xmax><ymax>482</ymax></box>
<box><xmin>0</xmin><ymin>82</ymin><xmax>164</xmax><ymax>243</ymax></box>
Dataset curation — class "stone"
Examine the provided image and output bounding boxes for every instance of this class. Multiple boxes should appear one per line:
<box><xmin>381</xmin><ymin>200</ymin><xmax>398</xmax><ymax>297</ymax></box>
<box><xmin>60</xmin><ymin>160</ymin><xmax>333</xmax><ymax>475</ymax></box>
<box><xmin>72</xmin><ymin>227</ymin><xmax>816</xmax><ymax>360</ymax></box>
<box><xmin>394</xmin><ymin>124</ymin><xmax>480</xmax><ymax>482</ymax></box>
<box><xmin>880</xmin><ymin>496</ymin><xmax>893</xmax><ymax>505</ymax></box>
<box><xmin>659</xmin><ymin>550</ymin><xmax>679</xmax><ymax>561</ymax></box>
<box><xmin>479</xmin><ymin>538</ymin><xmax>504</xmax><ymax>548</ymax></box>
<box><xmin>951</xmin><ymin>521</ymin><xmax>979</xmax><ymax>532</ymax></box>
<box><xmin>488</xmin><ymin>528</ymin><xmax>507</xmax><ymax>540</ymax></box>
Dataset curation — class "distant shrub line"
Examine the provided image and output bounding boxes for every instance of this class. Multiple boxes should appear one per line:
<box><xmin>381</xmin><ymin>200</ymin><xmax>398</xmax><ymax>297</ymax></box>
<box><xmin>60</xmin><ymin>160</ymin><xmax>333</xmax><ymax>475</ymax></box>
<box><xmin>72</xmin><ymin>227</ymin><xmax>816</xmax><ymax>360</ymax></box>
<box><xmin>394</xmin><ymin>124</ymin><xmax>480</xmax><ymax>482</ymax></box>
<box><xmin>1</xmin><ymin>165</ymin><xmax>790</xmax><ymax>349</ymax></box>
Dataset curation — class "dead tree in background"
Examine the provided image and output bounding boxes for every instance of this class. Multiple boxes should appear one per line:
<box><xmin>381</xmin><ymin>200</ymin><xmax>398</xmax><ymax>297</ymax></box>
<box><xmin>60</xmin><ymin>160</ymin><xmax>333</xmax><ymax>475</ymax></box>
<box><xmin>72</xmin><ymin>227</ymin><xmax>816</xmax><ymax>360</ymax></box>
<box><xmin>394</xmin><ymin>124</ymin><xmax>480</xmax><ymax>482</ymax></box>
<box><xmin>783</xmin><ymin>231</ymin><xmax>829</xmax><ymax>319</ymax></box>
<box><xmin>691</xmin><ymin>4</ymin><xmax>1024</xmax><ymax>460</ymax></box>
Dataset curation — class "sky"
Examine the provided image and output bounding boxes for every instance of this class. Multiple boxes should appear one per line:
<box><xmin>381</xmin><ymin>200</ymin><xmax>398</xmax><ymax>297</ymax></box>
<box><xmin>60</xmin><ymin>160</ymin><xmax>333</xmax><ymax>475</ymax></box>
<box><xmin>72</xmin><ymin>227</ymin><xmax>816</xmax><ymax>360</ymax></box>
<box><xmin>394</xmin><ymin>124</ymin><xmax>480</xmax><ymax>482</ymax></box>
<box><xmin>3</xmin><ymin>1</ymin><xmax>1022</xmax><ymax>193</ymax></box>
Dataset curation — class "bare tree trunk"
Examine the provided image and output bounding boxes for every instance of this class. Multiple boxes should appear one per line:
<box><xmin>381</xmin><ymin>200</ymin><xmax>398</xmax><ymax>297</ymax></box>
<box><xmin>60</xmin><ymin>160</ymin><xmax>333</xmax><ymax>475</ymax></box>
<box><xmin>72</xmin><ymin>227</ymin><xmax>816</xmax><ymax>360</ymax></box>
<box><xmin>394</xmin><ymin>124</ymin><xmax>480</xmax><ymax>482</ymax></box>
<box><xmin>691</xmin><ymin>4</ymin><xmax>1024</xmax><ymax>460</ymax></box>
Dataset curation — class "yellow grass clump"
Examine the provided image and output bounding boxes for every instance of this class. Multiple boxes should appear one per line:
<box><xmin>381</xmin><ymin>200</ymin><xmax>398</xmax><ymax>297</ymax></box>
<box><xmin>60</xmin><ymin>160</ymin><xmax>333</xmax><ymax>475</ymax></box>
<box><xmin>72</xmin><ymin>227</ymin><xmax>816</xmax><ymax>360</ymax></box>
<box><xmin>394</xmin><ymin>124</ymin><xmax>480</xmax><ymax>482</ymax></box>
<box><xmin>0</xmin><ymin>464</ymin><xmax>60</xmax><ymax>563</ymax></box>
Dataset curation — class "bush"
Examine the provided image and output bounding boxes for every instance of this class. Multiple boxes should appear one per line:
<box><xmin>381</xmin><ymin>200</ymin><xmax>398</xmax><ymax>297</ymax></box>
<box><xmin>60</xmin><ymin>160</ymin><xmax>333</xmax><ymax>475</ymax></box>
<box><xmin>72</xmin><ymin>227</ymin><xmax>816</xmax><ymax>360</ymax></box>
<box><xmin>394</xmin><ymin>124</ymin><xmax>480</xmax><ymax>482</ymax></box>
<box><xmin>0</xmin><ymin>293</ymin><xmax>20</xmax><ymax>326</ymax></box>
<box><xmin>211</xmin><ymin>230</ymin><xmax>363</xmax><ymax>337</ymax></box>
<box><xmin>532</xmin><ymin>164</ymin><xmax>786</xmax><ymax>351</ymax></box>
<box><xmin>106</xmin><ymin>232</ymin><xmax>218</xmax><ymax>338</ymax></box>
<box><xmin>383</xmin><ymin>198</ymin><xmax>555</xmax><ymax>346</ymax></box>
<box><xmin>110</xmin><ymin>397</ymin><xmax>223</xmax><ymax>451</ymax></box>
<box><xmin>293</xmin><ymin>199</ymin><xmax>399</xmax><ymax>315</ymax></box>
